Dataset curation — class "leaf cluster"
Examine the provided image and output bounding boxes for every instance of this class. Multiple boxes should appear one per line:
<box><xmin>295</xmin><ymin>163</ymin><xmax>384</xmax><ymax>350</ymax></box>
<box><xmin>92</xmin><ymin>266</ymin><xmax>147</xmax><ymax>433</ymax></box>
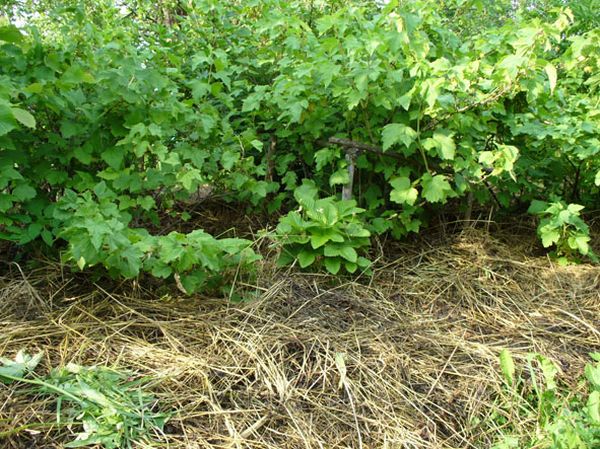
<box><xmin>0</xmin><ymin>350</ymin><xmax>168</xmax><ymax>449</ymax></box>
<box><xmin>275</xmin><ymin>181</ymin><xmax>371</xmax><ymax>274</ymax></box>
<box><xmin>494</xmin><ymin>351</ymin><xmax>600</xmax><ymax>449</ymax></box>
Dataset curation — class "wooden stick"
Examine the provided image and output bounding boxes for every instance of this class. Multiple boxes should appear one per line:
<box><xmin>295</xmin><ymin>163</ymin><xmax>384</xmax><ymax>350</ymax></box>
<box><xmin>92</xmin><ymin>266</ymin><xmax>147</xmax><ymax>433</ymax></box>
<box><xmin>318</xmin><ymin>137</ymin><xmax>405</xmax><ymax>161</ymax></box>
<box><xmin>342</xmin><ymin>148</ymin><xmax>358</xmax><ymax>200</ymax></box>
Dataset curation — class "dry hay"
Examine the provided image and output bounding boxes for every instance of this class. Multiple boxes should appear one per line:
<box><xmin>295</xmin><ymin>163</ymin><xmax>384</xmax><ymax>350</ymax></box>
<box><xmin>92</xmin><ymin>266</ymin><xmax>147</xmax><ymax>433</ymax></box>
<box><xmin>1</xmin><ymin>229</ymin><xmax>599</xmax><ymax>448</ymax></box>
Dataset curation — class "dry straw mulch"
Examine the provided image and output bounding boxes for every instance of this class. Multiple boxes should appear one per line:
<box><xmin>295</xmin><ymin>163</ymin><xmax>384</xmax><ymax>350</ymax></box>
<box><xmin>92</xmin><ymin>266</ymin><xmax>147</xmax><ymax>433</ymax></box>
<box><xmin>1</xmin><ymin>229</ymin><xmax>599</xmax><ymax>448</ymax></box>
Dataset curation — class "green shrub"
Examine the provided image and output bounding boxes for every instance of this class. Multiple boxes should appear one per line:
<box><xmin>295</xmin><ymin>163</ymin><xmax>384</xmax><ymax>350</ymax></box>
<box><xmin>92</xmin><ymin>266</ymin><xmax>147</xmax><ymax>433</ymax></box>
<box><xmin>1</xmin><ymin>0</ymin><xmax>599</xmax><ymax>288</ymax></box>
<box><xmin>55</xmin><ymin>184</ymin><xmax>260</xmax><ymax>293</ymax></box>
<box><xmin>528</xmin><ymin>199</ymin><xmax>597</xmax><ymax>264</ymax></box>
<box><xmin>275</xmin><ymin>181</ymin><xmax>371</xmax><ymax>275</ymax></box>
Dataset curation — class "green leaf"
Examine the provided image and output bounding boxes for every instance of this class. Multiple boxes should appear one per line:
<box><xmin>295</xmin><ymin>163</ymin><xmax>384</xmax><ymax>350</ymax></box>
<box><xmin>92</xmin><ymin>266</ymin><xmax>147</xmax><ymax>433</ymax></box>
<box><xmin>314</xmin><ymin>148</ymin><xmax>337</xmax><ymax>171</ymax></box>
<box><xmin>421</xmin><ymin>174</ymin><xmax>452</xmax><ymax>203</ymax></box>
<box><xmin>74</xmin><ymin>146</ymin><xmax>93</xmax><ymax>164</ymax></box>
<box><xmin>544</xmin><ymin>63</ymin><xmax>557</xmax><ymax>94</ymax></box>
<box><xmin>11</xmin><ymin>108</ymin><xmax>36</xmax><ymax>129</ymax></box>
<box><xmin>537</xmin><ymin>355</ymin><xmax>558</xmax><ymax>390</ymax></box>
<box><xmin>389</xmin><ymin>176</ymin><xmax>418</xmax><ymax>205</ymax></box>
<box><xmin>528</xmin><ymin>200</ymin><xmax>548</xmax><ymax>215</ymax></box>
<box><xmin>12</xmin><ymin>184</ymin><xmax>37</xmax><ymax>201</ymax></box>
<box><xmin>298</xmin><ymin>249</ymin><xmax>316</xmax><ymax>268</ymax></box>
<box><xmin>344</xmin><ymin>261</ymin><xmax>358</xmax><ymax>273</ymax></box>
<box><xmin>357</xmin><ymin>256</ymin><xmax>371</xmax><ymax>268</ymax></box>
<box><xmin>382</xmin><ymin>123</ymin><xmax>417</xmax><ymax>151</ymax></box>
<box><xmin>221</xmin><ymin>149</ymin><xmax>239</xmax><ymax>170</ymax></box>
<box><xmin>324</xmin><ymin>257</ymin><xmax>341</xmax><ymax>274</ymax></box>
<box><xmin>0</xmin><ymin>350</ymin><xmax>44</xmax><ymax>382</ymax></box>
<box><xmin>585</xmin><ymin>361</ymin><xmax>600</xmax><ymax>388</ymax></box>
<box><xmin>423</xmin><ymin>132</ymin><xmax>455</xmax><ymax>160</ymax></box>
<box><xmin>499</xmin><ymin>349</ymin><xmax>515</xmax><ymax>386</ymax></box>
<box><xmin>101</xmin><ymin>147</ymin><xmax>125</xmax><ymax>170</ymax></box>
<box><xmin>311</xmin><ymin>230</ymin><xmax>341</xmax><ymax>249</ymax></box>
<box><xmin>250</xmin><ymin>139</ymin><xmax>263</xmax><ymax>150</ymax></box>
<box><xmin>323</xmin><ymin>244</ymin><xmax>340</xmax><ymax>257</ymax></box>
<box><xmin>60</xmin><ymin>121</ymin><xmax>82</xmax><ymax>138</ymax></box>
<box><xmin>397</xmin><ymin>92</ymin><xmax>412</xmax><ymax>111</ymax></box>
<box><xmin>595</xmin><ymin>170</ymin><xmax>600</xmax><ymax>187</ymax></box>
<box><xmin>329</xmin><ymin>168</ymin><xmax>350</xmax><ymax>186</ymax></box>
<box><xmin>61</xmin><ymin>65</ymin><xmax>96</xmax><ymax>85</ymax></box>
<box><xmin>338</xmin><ymin>246</ymin><xmax>358</xmax><ymax>263</ymax></box>
<box><xmin>588</xmin><ymin>391</ymin><xmax>600</xmax><ymax>424</ymax></box>
<box><xmin>0</xmin><ymin>25</ymin><xmax>23</xmax><ymax>43</ymax></box>
<box><xmin>0</xmin><ymin>104</ymin><xmax>17</xmax><ymax>136</ymax></box>
<box><xmin>568</xmin><ymin>235</ymin><xmax>589</xmax><ymax>255</ymax></box>
<box><xmin>540</xmin><ymin>229</ymin><xmax>560</xmax><ymax>247</ymax></box>
<box><xmin>498</xmin><ymin>54</ymin><xmax>527</xmax><ymax>79</ymax></box>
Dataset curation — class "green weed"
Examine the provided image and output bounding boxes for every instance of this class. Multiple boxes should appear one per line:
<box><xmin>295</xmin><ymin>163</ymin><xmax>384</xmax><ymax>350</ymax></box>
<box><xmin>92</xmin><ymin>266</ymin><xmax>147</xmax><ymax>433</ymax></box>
<box><xmin>492</xmin><ymin>351</ymin><xmax>600</xmax><ymax>448</ymax></box>
<box><xmin>0</xmin><ymin>350</ymin><xmax>169</xmax><ymax>449</ymax></box>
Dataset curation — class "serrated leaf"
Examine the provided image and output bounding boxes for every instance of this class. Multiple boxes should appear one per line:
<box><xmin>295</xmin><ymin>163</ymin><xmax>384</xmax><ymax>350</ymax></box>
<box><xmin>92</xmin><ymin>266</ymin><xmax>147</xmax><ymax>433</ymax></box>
<box><xmin>12</xmin><ymin>183</ymin><xmax>36</xmax><ymax>201</ymax></box>
<box><xmin>101</xmin><ymin>147</ymin><xmax>124</xmax><ymax>170</ymax></box>
<box><xmin>310</xmin><ymin>231</ymin><xmax>332</xmax><ymax>249</ymax></box>
<box><xmin>11</xmin><ymin>108</ymin><xmax>36</xmax><ymax>129</ymax></box>
<box><xmin>382</xmin><ymin>123</ymin><xmax>417</xmax><ymax>151</ymax></box>
<box><xmin>498</xmin><ymin>54</ymin><xmax>527</xmax><ymax>79</ymax></box>
<box><xmin>221</xmin><ymin>149</ymin><xmax>239</xmax><ymax>170</ymax></box>
<box><xmin>397</xmin><ymin>93</ymin><xmax>411</xmax><ymax>111</ymax></box>
<box><xmin>314</xmin><ymin>148</ymin><xmax>336</xmax><ymax>171</ymax></box>
<box><xmin>540</xmin><ymin>229</ymin><xmax>560</xmax><ymax>247</ymax></box>
<box><xmin>345</xmin><ymin>261</ymin><xmax>357</xmax><ymax>273</ymax></box>
<box><xmin>423</xmin><ymin>132</ymin><xmax>455</xmax><ymax>160</ymax></box>
<box><xmin>568</xmin><ymin>235</ymin><xmax>589</xmax><ymax>255</ymax></box>
<box><xmin>389</xmin><ymin>176</ymin><xmax>418</xmax><ymax>205</ymax></box>
<box><xmin>329</xmin><ymin>168</ymin><xmax>349</xmax><ymax>186</ymax></box>
<box><xmin>421</xmin><ymin>174</ymin><xmax>452</xmax><ymax>203</ymax></box>
<box><xmin>338</xmin><ymin>246</ymin><xmax>358</xmax><ymax>263</ymax></box>
<box><xmin>528</xmin><ymin>200</ymin><xmax>548</xmax><ymax>215</ymax></box>
<box><xmin>0</xmin><ymin>350</ymin><xmax>43</xmax><ymax>382</ymax></box>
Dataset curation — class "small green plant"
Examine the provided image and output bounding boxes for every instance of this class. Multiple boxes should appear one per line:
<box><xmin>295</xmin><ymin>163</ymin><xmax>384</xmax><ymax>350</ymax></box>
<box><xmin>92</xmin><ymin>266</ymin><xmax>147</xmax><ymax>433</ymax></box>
<box><xmin>275</xmin><ymin>181</ymin><xmax>371</xmax><ymax>275</ymax></box>
<box><xmin>528</xmin><ymin>199</ymin><xmax>597</xmax><ymax>264</ymax></box>
<box><xmin>492</xmin><ymin>350</ymin><xmax>600</xmax><ymax>449</ymax></box>
<box><xmin>55</xmin><ymin>184</ymin><xmax>260</xmax><ymax>293</ymax></box>
<box><xmin>0</xmin><ymin>350</ymin><xmax>169</xmax><ymax>449</ymax></box>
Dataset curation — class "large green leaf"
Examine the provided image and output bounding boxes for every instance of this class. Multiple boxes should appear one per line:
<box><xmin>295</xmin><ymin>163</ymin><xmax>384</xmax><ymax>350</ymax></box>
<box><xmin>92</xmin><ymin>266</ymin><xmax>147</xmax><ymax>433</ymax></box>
<box><xmin>389</xmin><ymin>176</ymin><xmax>418</xmax><ymax>205</ymax></box>
<box><xmin>323</xmin><ymin>257</ymin><xmax>341</xmax><ymax>275</ymax></box>
<box><xmin>0</xmin><ymin>104</ymin><xmax>17</xmax><ymax>136</ymax></box>
<box><xmin>298</xmin><ymin>249</ymin><xmax>316</xmax><ymax>268</ymax></box>
<box><xmin>0</xmin><ymin>25</ymin><xmax>23</xmax><ymax>43</ymax></box>
<box><xmin>382</xmin><ymin>123</ymin><xmax>417</xmax><ymax>151</ymax></box>
<box><xmin>421</xmin><ymin>174</ymin><xmax>453</xmax><ymax>203</ymax></box>
<box><xmin>422</xmin><ymin>132</ymin><xmax>455</xmax><ymax>160</ymax></box>
<box><xmin>11</xmin><ymin>108</ymin><xmax>36</xmax><ymax>129</ymax></box>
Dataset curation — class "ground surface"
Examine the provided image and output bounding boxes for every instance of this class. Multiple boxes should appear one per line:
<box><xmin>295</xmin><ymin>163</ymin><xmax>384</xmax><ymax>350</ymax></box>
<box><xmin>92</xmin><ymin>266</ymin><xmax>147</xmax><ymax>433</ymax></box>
<box><xmin>1</xmin><ymin>227</ymin><xmax>599</xmax><ymax>448</ymax></box>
